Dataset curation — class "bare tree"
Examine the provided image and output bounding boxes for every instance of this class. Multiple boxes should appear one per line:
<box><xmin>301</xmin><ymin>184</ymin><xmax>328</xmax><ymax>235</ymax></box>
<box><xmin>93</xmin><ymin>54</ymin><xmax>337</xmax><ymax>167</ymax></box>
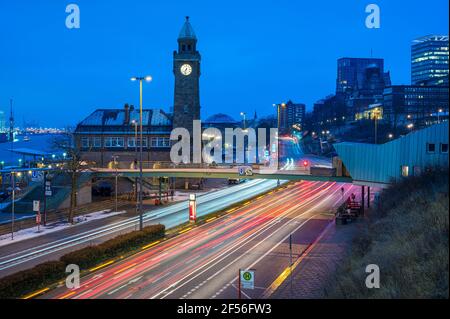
<box><xmin>52</xmin><ymin>127</ymin><xmax>86</xmax><ymax>224</ymax></box>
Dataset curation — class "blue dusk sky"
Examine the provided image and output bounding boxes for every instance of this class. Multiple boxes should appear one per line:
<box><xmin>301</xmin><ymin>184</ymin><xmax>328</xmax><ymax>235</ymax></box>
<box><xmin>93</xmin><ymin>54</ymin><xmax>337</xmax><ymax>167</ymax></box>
<box><xmin>0</xmin><ymin>0</ymin><xmax>448</xmax><ymax>127</ymax></box>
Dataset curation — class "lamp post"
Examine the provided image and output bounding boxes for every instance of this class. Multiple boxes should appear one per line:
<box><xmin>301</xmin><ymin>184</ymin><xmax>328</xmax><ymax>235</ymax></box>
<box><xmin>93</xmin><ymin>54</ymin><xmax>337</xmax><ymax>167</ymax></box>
<box><xmin>112</xmin><ymin>155</ymin><xmax>119</xmax><ymax>212</ymax></box>
<box><xmin>131</xmin><ymin>119</ymin><xmax>138</xmax><ymax>203</ymax></box>
<box><xmin>130</xmin><ymin>75</ymin><xmax>152</xmax><ymax>231</ymax></box>
<box><xmin>11</xmin><ymin>172</ymin><xmax>15</xmax><ymax>240</ymax></box>
<box><xmin>438</xmin><ymin>108</ymin><xmax>443</xmax><ymax>123</ymax></box>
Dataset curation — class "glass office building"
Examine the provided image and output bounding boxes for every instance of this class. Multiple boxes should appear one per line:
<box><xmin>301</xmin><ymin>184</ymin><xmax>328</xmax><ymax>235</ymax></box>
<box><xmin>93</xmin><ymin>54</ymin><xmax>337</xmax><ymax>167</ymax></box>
<box><xmin>411</xmin><ymin>35</ymin><xmax>449</xmax><ymax>86</ymax></box>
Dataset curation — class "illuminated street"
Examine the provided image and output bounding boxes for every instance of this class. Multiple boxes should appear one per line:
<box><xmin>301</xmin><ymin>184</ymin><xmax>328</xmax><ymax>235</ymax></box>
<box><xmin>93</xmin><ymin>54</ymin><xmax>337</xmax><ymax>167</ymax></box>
<box><xmin>43</xmin><ymin>181</ymin><xmax>360</xmax><ymax>299</ymax></box>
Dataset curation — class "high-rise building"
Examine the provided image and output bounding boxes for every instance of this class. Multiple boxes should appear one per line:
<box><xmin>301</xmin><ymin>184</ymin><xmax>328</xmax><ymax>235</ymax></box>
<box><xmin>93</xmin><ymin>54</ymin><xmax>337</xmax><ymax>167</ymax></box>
<box><xmin>0</xmin><ymin>110</ymin><xmax>5</xmax><ymax>132</ymax></box>
<box><xmin>336</xmin><ymin>57</ymin><xmax>389</xmax><ymax>94</ymax></box>
<box><xmin>411</xmin><ymin>35</ymin><xmax>449</xmax><ymax>86</ymax></box>
<box><xmin>276</xmin><ymin>100</ymin><xmax>306</xmax><ymax>134</ymax></box>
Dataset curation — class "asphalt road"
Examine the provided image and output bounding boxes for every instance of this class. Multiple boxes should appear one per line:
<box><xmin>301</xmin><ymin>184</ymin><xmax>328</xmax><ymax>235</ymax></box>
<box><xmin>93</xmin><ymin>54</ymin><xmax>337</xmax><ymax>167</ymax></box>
<box><xmin>0</xmin><ymin>139</ymin><xmax>332</xmax><ymax>279</ymax></box>
<box><xmin>0</xmin><ymin>176</ymin><xmax>286</xmax><ymax>277</ymax></box>
<box><xmin>43</xmin><ymin>180</ymin><xmax>360</xmax><ymax>299</ymax></box>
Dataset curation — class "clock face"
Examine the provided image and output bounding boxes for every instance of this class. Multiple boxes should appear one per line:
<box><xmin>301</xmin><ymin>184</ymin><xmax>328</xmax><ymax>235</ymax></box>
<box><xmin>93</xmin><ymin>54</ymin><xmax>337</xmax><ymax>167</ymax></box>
<box><xmin>180</xmin><ymin>64</ymin><xmax>192</xmax><ymax>76</ymax></box>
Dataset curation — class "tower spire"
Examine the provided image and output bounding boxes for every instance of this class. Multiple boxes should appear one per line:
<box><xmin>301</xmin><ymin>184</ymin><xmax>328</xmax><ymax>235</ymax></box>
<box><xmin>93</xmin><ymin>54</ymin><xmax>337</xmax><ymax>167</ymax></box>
<box><xmin>178</xmin><ymin>16</ymin><xmax>196</xmax><ymax>40</ymax></box>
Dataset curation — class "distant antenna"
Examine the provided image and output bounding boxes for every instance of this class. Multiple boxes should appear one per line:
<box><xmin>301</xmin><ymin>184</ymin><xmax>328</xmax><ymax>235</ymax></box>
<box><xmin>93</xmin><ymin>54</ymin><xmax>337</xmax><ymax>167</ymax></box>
<box><xmin>9</xmin><ymin>98</ymin><xmax>14</xmax><ymax>142</ymax></box>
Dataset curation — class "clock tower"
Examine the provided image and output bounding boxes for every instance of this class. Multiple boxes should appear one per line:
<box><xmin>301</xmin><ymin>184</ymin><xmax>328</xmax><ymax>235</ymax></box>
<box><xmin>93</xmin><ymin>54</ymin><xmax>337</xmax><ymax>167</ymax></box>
<box><xmin>173</xmin><ymin>16</ymin><xmax>201</xmax><ymax>135</ymax></box>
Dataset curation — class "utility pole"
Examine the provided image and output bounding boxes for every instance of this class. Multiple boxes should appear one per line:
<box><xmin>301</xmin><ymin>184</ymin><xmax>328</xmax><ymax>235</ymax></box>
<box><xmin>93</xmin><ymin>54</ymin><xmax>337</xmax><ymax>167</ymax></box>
<box><xmin>11</xmin><ymin>172</ymin><xmax>15</xmax><ymax>240</ymax></box>
<box><xmin>289</xmin><ymin>233</ymin><xmax>293</xmax><ymax>298</ymax></box>
<box><xmin>112</xmin><ymin>155</ymin><xmax>119</xmax><ymax>212</ymax></box>
<box><xmin>43</xmin><ymin>171</ymin><xmax>48</xmax><ymax>226</ymax></box>
<box><xmin>130</xmin><ymin>75</ymin><xmax>152</xmax><ymax>231</ymax></box>
<box><xmin>238</xmin><ymin>269</ymin><xmax>241</xmax><ymax>299</ymax></box>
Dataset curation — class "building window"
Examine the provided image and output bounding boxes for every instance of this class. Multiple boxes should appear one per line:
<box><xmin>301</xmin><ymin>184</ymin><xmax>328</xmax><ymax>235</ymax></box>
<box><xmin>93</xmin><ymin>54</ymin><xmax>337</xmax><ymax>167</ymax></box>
<box><xmin>93</xmin><ymin>137</ymin><xmax>101</xmax><ymax>148</ymax></box>
<box><xmin>128</xmin><ymin>137</ymin><xmax>136</xmax><ymax>148</ymax></box>
<box><xmin>151</xmin><ymin>137</ymin><xmax>170</xmax><ymax>148</ymax></box>
<box><xmin>129</xmin><ymin>137</ymin><xmax>147</xmax><ymax>148</ymax></box>
<box><xmin>441</xmin><ymin>143</ymin><xmax>449</xmax><ymax>153</ymax></box>
<box><xmin>426</xmin><ymin>143</ymin><xmax>436</xmax><ymax>153</ymax></box>
<box><xmin>104</xmin><ymin>137</ymin><xmax>124</xmax><ymax>148</ymax></box>
<box><xmin>401</xmin><ymin>165</ymin><xmax>409</xmax><ymax>177</ymax></box>
<box><xmin>81</xmin><ymin>137</ymin><xmax>89</xmax><ymax>148</ymax></box>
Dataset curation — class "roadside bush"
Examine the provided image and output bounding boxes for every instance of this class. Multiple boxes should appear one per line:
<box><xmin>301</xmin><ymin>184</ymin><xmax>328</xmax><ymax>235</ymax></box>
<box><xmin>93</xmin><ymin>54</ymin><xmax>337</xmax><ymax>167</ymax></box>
<box><xmin>0</xmin><ymin>261</ymin><xmax>66</xmax><ymax>299</ymax></box>
<box><xmin>60</xmin><ymin>224</ymin><xmax>165</xmax><ymax>270</ymax></box>
<box><xmin>0</xmin><ymin>224</ymin><xmax>165</xmax><ymax>299</ymax></box>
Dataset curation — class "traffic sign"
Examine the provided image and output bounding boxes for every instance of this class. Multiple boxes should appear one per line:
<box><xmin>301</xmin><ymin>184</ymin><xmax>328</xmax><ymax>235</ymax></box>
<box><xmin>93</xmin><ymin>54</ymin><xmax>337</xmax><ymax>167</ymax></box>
<box><xmin>31</xmin><ymin>171</ymin><xmax>44</xmax><ymax>182</ymax></box>
<box><xmin>45</xmin><ymin>181</ymin><xmax>52</xmax><ymax>196</ymax></box>
<box><xmin>33</xmin><ymin>200</ymin><xmax>40</xmax><ymax>212</ymax></box>
<box><xmin>240</xmin><ymin>269</ymin><xmax>255</xmax><ymax>289</ymax></box>
<box><xmin>238</xmin><ymin>166</ymin><xmax>253</xmax><ymax>176</ymax></box>
<box><xmin>189</xmin><ymin>194</ymin><xmax>197</xmax><ymax>222</ymax></box>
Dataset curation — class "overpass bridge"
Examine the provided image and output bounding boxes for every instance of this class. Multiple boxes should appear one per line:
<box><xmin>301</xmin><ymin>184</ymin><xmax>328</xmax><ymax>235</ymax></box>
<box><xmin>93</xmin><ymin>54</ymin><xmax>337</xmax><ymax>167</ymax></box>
<box><xmin>90</xmin><ymin>167</ymin><xmax>353</xmax><ymax>183</ymax></box>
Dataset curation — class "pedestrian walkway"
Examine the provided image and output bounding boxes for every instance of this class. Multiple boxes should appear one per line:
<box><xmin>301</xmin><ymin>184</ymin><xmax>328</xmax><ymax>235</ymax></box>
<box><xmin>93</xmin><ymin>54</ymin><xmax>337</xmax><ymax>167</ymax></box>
<box><xmin>270</xmin><ymin>219</ymin><xmax>362</xmax><ymax>299</ymax></box>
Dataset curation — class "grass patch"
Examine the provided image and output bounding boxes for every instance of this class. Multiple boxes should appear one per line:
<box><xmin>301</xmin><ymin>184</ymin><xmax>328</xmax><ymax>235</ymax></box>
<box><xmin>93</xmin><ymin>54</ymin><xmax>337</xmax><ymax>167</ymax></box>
<box><xmin>326</xmin><ymin>167</ymin><xmax>449</xmax><ymax>298</ymax></box>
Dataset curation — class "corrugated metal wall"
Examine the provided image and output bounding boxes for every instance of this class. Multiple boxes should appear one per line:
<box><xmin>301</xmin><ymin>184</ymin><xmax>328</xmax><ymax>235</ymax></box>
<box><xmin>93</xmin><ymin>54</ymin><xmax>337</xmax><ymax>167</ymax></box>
<box><xmin>334</xmin><ymin>122</ymin><xmax>449</xmax><ymax>184</ymax></box>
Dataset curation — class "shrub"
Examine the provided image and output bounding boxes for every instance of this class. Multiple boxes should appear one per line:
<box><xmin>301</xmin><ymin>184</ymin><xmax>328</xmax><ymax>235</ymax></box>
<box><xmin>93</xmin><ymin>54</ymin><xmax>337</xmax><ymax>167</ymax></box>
<box><xmin>60</xmin><ymin>224</ymin><xmax>165</xmax><ymax>270</ymax></box>
<box><xmin>0</xmin><ymin>224</ymin><xmax>165</xmax><ymax>299</ymax></box>
<box><xmin>0</xmin><ymin>261</ymin><xmax>66</xmax><ymax>299</ymax></box>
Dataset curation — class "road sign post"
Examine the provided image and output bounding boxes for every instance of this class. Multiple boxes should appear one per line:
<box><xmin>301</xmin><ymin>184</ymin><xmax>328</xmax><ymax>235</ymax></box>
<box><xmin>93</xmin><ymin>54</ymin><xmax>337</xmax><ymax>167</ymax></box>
<box><xmin>33</xmin><ymin>200</ymin><xmax>41</xmax><ymax>232</ymax></box>
<box><xmin>189</xmin><ymin>194</ymin><xmax>197</xmax><ymax>223</ymax></box>
<box><xmin>43</xmin><ymin>176</ymin><xmax>51</xmax><ymax>226</ymax></box>
<box><xmin>289</xmin><ymin>233</ymin><xmax>293</xmax><ymax>298</ymax></box>
<box><xmin>239</xmin><ymin>269</ymin><xmax>255</xmax><ymax>298</ymax></box>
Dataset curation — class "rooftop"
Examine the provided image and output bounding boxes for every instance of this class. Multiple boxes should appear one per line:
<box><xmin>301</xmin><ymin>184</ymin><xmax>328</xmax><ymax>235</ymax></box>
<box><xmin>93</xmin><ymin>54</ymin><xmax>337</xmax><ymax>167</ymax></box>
<box><xmin>77</xmin><ymin>108</ymin><xmax>172</xmax><ymax>127</ymax></box>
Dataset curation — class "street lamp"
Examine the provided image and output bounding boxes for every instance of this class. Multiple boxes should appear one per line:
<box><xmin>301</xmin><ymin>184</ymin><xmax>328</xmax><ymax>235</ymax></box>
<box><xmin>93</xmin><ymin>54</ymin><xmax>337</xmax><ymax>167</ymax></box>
<box><xmin>10</xmin><ymin>171</ymin><xmax>15</xmax><ymax>240</ymax></box>
<box><xmin>388</xmin><ymin>133</ymin><xmax>393</xmax><ymax>139</ymax></box>
<box><xmin>438</xmin><ymin>108</ymin><xmax>443</xmax><ymax>123</ymax></box>
<box><xmin>131</xmin><ymin>119</ymin><xmax>138</xmax><ymax>203</ymax></box>
<box><xmin>130</xmin><ymin>75</ymin><xmax>152</xmax><ymax>231</ymax></box>
<box><xmin>112</xmin><ymin>155</ymin><xmax>119</xmax><ymax>212</ymax></box>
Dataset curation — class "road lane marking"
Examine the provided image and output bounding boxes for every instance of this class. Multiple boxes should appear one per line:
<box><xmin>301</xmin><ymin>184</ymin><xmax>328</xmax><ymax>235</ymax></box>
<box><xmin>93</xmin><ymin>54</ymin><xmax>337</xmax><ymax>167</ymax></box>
<box><xmin>58</xmin><ymin>291</ymin><xmax>77</xmax><ymax>299</ymax></box>
<box><xmin>107</xmin><ymin>283</ymin><xmax>129</xmax><ymax>295</ymax></box>
<box><xmin>113</xmin><ymin>263</ymin><xmax>137</xmax><ymax>275</ymax></box>
<box><xmin>22</xmin><ymin>287</ymin><xmax>50</xmax><ymax>299</ymax></box>
<box><xmin>89</xmin><ymin>260</ymin><xmax>115</xmax><ymax>272</ymax></box>
<box><xmin>141</xmin><ymin>240</ymin><xmax>160</xmax><ymax>250</ymax></box>
<box><xmin>178</xmin><ymin>227</ymin><xmax>192</xmax><ymax>234</ymax></box>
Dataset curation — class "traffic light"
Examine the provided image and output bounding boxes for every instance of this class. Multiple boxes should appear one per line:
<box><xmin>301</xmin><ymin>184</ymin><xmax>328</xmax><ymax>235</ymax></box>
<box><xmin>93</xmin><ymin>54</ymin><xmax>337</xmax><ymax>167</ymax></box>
<box><xmin>302</xmin><ymin>160</ymin><xmax>309</xmax><ymax>167</ymax></box>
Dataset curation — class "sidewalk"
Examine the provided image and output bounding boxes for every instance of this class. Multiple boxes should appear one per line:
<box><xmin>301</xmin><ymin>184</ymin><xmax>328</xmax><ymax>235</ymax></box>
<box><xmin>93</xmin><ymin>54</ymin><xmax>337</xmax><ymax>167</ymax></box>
<box><xmin>270</xmin><ymin>219</ymin><xmax>362</xmax><ymax>299</ymax></box>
